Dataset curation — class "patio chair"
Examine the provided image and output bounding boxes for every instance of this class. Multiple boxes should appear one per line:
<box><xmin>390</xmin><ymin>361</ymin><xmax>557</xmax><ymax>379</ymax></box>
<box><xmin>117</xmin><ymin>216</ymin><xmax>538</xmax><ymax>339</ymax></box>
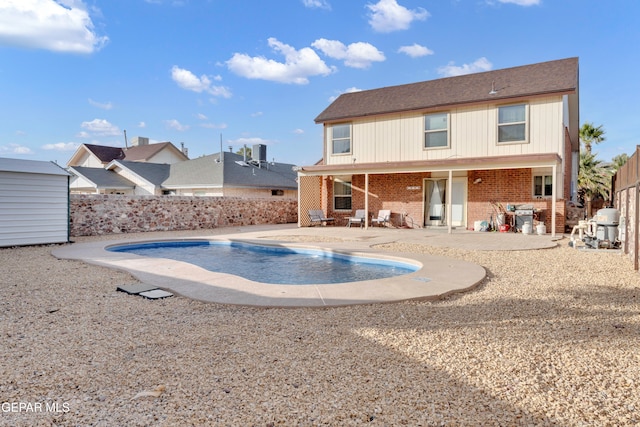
<box><xmin>308</xmin><ymin>209</ymin><xmax>334</xmax><ymax>226</ymax></box>
<box><xmin>371</xmin><ymin>210</ymin><xmax>391</xmax><ymax>227</ymax></box>
<box><xmin>347</xmin><ymin>209</ymin><xmax>366</xmax><ymax>228</ymax></box>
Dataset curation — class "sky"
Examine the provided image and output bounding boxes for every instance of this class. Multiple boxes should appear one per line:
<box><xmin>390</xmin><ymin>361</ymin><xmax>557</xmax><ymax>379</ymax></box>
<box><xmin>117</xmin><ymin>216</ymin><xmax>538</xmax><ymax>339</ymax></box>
<box><xmin>0</xmin><ymin>0</ymin><xmax>638</xmax><ymax>167</ymax></box>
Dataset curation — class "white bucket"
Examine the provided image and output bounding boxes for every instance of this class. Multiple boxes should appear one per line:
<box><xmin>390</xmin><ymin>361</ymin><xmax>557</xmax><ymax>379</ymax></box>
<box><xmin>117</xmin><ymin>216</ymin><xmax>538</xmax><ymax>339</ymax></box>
<box><xmin>536</xmin><ymin>224</ymin><xmax>546</xmax><ymax>235</ymax></box>
<box><xmin>522</xmin><ymin>222</ymin><xmax>532</xmax><ymax>235</ymax></box>
<box><xmin>474</xmin><ymin>220</ymin><xmax>483</xmax><ymax>232</ymax></box>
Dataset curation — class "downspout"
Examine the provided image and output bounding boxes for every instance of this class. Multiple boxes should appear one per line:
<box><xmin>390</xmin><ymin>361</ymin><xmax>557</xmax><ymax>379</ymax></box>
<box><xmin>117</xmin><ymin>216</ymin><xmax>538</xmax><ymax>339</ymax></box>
<box><xmin>552</xmin><ymin>164</ymin><xmax>557</xmax><ymax>238</ymax></box>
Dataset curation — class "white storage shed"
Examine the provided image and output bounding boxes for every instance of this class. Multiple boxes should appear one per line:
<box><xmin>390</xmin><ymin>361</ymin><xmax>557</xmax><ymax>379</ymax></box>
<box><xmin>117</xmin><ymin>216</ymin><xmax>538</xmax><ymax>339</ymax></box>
<box><xmin>0</xmin><ymin>157</ymin><xmax>70</xmax><ymax>247</ymax></box>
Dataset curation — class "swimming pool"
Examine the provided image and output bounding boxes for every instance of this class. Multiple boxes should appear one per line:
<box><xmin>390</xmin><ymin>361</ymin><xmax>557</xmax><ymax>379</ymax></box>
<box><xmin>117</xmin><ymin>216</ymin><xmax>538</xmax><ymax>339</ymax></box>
<box><xmin>108</xmin><ymin>240</ymin><xmax>418</xmax><ymax>285</ymax></box>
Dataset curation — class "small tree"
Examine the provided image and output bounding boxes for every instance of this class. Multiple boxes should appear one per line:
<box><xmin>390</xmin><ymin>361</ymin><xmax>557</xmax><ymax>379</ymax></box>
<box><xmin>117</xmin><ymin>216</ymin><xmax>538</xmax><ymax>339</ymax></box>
<box><xmin>579</xmin><ymin>122</ymin><xmax>606</xmax><ymax>154</ymax></box>
<box><xmin>578</xmin><ymin>151</ymin><xmax>611</xmax><ymax>216</ymax></box>
<box><xmin>236</xmin><ymin>146</ymin><xmax>252</xmax><ymax>159</ymax></box>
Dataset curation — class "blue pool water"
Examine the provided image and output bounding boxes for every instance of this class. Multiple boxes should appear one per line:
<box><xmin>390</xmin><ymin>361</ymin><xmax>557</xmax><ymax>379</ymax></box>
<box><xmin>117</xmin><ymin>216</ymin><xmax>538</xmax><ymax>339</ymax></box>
<box><xmin>108</xmin><ymin>241</ymin><xmax>417</xmax><ymax>285</ymax></box>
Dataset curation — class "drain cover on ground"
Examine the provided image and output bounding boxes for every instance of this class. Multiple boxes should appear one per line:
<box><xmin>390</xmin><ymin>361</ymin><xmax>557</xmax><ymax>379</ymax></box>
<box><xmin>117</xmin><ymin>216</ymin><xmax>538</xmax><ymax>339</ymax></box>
<box><xmin>117</xmin><ymin>283</ymin><xmax>159</xmax><ymax>295</ymax></box>
<box><xmin>139</xmin><ymin>289</ymin><xmax>174</xmax><ymax>299</ymax></box>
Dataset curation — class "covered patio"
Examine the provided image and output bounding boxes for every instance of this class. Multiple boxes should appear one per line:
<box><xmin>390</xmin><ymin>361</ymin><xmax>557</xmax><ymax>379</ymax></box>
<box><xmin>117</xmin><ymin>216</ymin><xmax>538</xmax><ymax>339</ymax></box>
<box><xmin>297</xmin><ymin>153</ymin><xmax>566</xmax><ymax>237</ymax></box>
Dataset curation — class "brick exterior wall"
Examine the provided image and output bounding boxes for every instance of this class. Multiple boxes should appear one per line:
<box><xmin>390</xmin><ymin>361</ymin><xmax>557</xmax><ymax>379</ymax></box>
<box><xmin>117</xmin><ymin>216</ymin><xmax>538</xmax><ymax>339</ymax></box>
<box><xmin>70</xmin><ymin>194</ymin><xmax>298</xmax><ymax>237</ymax></box>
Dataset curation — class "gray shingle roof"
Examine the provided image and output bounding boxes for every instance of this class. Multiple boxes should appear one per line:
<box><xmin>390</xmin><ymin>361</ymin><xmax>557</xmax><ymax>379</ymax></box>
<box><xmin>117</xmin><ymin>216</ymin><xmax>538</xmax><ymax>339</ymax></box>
<box><xmin>112</xmin><ymin>161</ymin><xmax>171</xmax><ymax>185</ymax></box>
<box><xmin>315</xmin><ymin>57</ymin><xmax>579</xmax><ymax>123</ymax></box>
<box><xmin>69</xmin><ymin>166</ymin><xmax>134</xmax><ymax>188</ymax></box>
<box><xmin>162</xmin><ymin>152</ymin><xmax>298</xmax><ymax>190</ymax></box>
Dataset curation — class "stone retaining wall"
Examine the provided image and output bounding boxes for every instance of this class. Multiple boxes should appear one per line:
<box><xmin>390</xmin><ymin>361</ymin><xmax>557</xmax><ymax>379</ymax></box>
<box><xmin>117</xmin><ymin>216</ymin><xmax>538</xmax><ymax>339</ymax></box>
<box><xmin>70</xmin><ymin>194</ymin><xmax>298</xmax><ymax>237</ymax></box>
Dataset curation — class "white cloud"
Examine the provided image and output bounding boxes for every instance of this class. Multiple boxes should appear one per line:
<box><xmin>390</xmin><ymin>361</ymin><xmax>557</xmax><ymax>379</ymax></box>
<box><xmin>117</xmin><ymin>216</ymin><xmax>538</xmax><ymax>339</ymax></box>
<box><xmin>80</xmin><ymin>118</ymin><xmax>120</xmax><ymax>136</ymax></box>
<box><xmin>494</xmin><ymin>0</ymin><xmax>540</xmax><ymax>5</ymax></box>
<box><xmin>165</xmin><ymin>119</ymin><xmax>189</xmax><ymax>131</ymax></box>
<box><xmin>367</xmin><ymin>0</ymin><xmax>429</xmax><ymax>33</ymax></box>
<box><xmin>329</xmin><ymin>86</ymin><xmax>363</xmax><ymax>102</ymax></box>
<box><xmin>302</xmin><ymin>0</ymin><xmax>331</xmax><ymax>10</ymax></box>
<box><xmin>0</xmin><ymin>143</ymin><xmax>34</xmax><ymax>155</ymax></box>
<box><xmin>292</xmin><ymin>129</ymin><xmax>304</xmax><ymax>135</ymax></box>
<box><xmin>251</xmin><ymin>112</ymin><xmax>264</xmax><ymax>117</ymax></box>
<box><xmin>226</xmin><ymin>37</ymin><xmax>335</xmax><ymax>84</ymax></box>
<box><xmin>200</xmin><ymin>122</ymin><xmax>227</xmax><ymax>129</ymax></box>
<box><xmin>312</xmin><ymin>39</ymin><xmax>385</xmax><ymax>69</ymax></box>
<box><xmin>0</xmin><ymin>0</ymin><xmax>108</xmax><ymax>54</ymax></box>
<box><xmin>398</xmin><ymin>43</ymin><xmax>434</xmax><ymax>58</ymax></box>
<box><xmin>138</xmin><ymin>121</ymin><xmax>146</xmax><ymax>128</ymax></box>
<box><xmin>171</xmin><ymin>66</ymin><xmax>232</xmax><ymax>98</ymax></box>
<box><xmin>437</xmin><ymin>57</ymin><xmax>493</xmax><ymax>77</ymax></box>
<box><xmin>196</xmin><ymin>113</ymin><xmax>208</xmax><ymax>120</ymax></box>
<box><xmin>88</xmin><ymin>98</ymin><xmax>113</xmax><ymax>110</ymax></box>
<box><xmin>42</xmin><ymin>142</ymin><xmax>79</xmax><ymax>151</ymax></box>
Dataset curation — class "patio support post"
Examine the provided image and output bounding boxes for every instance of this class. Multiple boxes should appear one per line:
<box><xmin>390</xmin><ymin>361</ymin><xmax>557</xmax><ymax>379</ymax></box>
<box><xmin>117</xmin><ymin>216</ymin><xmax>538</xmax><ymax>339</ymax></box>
<box><xmin>552</xmin><ymin>164</ymin><xmax>557</xmax><ymax>237</ymax></box>
<box><xmin>364</xmin><ymin>173</ymin><xmax>369</xmax><ymax>230</ymax></box>
<box><xmin>447</xmin><ymin>169</ymin><xmax>453</xmax><ymax>234</ymax></box>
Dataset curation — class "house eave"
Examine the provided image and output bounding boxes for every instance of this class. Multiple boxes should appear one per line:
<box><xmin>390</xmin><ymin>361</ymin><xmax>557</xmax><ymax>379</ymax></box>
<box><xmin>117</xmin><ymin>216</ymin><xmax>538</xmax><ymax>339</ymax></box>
<box><xmin>315</xmin><ymin>90</ymin><xmax>576</xmax><ymax>124</ymax></box>
<box><xmin>298</xmin><ymin>153</ymin><xmax>562</xmax><ymax>176</ymax></box>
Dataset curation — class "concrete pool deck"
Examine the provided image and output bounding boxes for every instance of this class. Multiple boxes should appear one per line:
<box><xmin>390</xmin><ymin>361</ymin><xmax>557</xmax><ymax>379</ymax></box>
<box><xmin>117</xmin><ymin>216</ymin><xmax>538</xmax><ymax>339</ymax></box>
<box><xmin>52</xmin><ymin>225</ymin><xmax>559</xmax><ymax>307</ymax></box>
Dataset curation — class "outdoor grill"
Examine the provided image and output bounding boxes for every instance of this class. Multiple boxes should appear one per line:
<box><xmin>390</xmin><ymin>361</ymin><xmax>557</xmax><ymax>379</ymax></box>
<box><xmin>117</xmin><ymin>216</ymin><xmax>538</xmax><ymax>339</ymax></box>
<box><xmin>514</xmin><ymin>206</ymin><xmax>534</xmax><ymax>232</ymax></box>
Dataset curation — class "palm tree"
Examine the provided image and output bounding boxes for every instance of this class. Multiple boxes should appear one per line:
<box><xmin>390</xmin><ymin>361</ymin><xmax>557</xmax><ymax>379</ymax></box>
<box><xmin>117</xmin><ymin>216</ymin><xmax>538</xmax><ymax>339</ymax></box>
<box><xmin>578</xmin><ymin>151</ymin><xmax>611</xmax><ymax>216</ymax></box>
<box><xmin>611</xmin><ymin>153</ymin><xmax>629</xmax><ymax>172</ymax></box>
<box><xmin>579</xmin><ymin>122</ymin><xmax>606</xmax><ymax>154</ymax></box>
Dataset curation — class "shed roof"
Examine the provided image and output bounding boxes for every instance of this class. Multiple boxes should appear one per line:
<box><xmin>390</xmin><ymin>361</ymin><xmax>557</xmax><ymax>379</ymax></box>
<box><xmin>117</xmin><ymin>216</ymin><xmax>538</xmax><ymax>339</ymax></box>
<box><xmin>0</xmin><ymin>157</ymin><xmax>70</xmax><ymax>176</ymax></box>
<box><xmin>315</xmin><ymin>57</ymin><xmax>579</xmax><ymax>123</ymax></box>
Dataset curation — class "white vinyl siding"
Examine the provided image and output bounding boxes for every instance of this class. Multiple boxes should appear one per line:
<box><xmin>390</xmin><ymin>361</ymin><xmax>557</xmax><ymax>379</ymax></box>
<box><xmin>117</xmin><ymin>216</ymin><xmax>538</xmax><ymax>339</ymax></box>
<box><xmin>0</xmin><ymin>170</ymin><xmax>69</xmax><ymax>247</ymax></box>
<box><xmin>325</xmin><ymin>96</ymin><xmax>564</xmax><ymax>165</ymax></box>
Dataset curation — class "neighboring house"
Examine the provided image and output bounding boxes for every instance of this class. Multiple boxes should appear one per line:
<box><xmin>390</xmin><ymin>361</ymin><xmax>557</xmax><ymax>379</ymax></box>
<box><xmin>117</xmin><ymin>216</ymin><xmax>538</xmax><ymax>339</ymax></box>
<box><xmin>67</xmin><ymin>136</ymin><xmax>189</xmax><ymax>168</ymax></box>
<box><xmin>68</xmin><ymin>145</ymin><xmax>298</xmax><ymax>199</ymax></box>
<box><xmin>0</xmin><ymin>157</ymin><xmax>70</xmax><ymax>247</ymax></box>
<box><xmin>297</xmin><ymin>57</ymin><xmax>580</xmax><ymax>236</ymax></box>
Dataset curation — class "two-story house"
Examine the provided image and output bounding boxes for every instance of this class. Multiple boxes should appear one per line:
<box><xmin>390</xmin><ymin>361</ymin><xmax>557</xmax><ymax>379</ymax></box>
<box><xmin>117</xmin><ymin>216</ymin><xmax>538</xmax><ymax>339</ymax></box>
<box><xmin>297</xmin><ymin>57</ymin><xmax>580</xmax><ymax>236</ymax></box>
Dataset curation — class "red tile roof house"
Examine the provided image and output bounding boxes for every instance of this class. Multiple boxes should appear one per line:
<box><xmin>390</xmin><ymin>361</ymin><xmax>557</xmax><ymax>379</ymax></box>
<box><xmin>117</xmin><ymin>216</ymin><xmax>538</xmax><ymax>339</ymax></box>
<box><xmin>297</xmin><ymin>57</ymin><xmax>580</xmax><ymax>237</ymax></box>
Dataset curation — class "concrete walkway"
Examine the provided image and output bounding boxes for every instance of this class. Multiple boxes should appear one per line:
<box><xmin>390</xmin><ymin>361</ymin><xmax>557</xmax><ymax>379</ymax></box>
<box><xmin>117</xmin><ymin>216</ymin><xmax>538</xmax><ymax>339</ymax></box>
<box><xmin>52</xmin><ymin>225</ymin><xmax>559</xmax><ymax>308</ymax></box>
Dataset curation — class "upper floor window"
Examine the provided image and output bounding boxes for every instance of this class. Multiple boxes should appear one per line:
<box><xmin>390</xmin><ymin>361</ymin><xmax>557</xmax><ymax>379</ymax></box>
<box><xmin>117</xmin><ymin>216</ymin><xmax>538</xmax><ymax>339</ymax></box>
<box><xmin>498</xmin><ymin>104</ymin><xmax>528</xmax><ymax>143</ymax></box>
<box><xmin>424</xmin><ymin>113</ymin><xmax>449</xmax><ymax>148</ymax></box>
<box><xmin>533</xmin><ymin>174</ymin><xmax>553</xmax><ymax>197</ymax></box>
<box><xmin>331</xmin><ymin>124</ymin><xmax>351</xmax><ymax>155</ymax></box>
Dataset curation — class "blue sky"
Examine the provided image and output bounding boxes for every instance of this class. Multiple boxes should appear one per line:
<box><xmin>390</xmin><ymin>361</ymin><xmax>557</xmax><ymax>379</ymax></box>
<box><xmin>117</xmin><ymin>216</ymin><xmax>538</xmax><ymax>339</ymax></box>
<box><xmin>0</xmin><ymin>0</ymin><xmax>638</xmax><ymax>167</ymax></box>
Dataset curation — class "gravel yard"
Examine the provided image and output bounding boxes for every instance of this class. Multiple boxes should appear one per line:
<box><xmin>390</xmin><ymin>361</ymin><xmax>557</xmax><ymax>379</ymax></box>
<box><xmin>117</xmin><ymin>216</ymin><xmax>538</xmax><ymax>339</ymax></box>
<box><xmin>1</xmin><ymin>229</ymin><xmax>639</xmax><ymax>426</ymax></box>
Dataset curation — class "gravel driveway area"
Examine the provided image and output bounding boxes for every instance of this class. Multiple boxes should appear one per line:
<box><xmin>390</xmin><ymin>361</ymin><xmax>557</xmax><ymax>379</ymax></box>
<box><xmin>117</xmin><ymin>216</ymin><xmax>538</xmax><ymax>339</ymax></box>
<box><xmin>1</xmin><ymin>228</ymin><xmax>638</xmax><ymax>426</ymax></box>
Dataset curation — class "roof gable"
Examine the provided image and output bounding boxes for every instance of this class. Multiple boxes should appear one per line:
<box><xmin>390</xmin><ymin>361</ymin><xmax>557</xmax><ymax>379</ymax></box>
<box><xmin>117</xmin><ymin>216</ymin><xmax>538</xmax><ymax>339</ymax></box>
<box><xmin>315</xmin><ymin>57</ymin><xmax>578</xmax><ymax>123</ymax></box>
<box><xmin>123</xmin><ymin>142</ymin><xmax>188</xmax><ymax>162</ymax></box>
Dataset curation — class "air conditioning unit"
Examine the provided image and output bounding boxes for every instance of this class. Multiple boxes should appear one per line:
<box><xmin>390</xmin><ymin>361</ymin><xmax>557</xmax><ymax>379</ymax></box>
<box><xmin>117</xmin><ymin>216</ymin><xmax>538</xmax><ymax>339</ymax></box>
<box><xmin>252</xmin><ymin>144</ymin><xmax>267</xmax><ymax>162</ymax></box>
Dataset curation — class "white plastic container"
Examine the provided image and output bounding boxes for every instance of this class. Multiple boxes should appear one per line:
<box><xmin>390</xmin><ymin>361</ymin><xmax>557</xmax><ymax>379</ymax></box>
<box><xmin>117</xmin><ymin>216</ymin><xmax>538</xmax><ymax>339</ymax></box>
<box><xmin>474</xmin><ymin>220</ymin><xmax>483</xmax><ymax>231</ymax></box>
<box><xmin>522</xmin><ymin>222</ymin><xmax>532</xmax><ymax>235</ymax></box>
<box><xmin>536</xmin><ymin>224</ymin><xmax>546</xmax><ymax>235</ymax></box>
